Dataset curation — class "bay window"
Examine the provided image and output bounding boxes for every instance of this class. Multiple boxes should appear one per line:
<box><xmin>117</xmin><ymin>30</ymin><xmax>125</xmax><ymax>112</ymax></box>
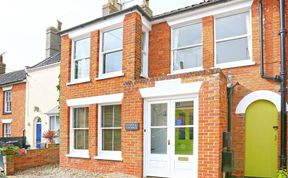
<box><xmin>172</xmin><ymin>22</ymin><xmax>202</xmax><ymax>73</ymax></box>
<box><xmin>215</xmin><ymin>11</ymin><xmax>252</xmax><ymax>67</ymax></box>
<box><xmin>141</xmin><ymin>31</ymin><xmax>149</xmax><ymax>78</ymax></box>
<box><xmin>49</xmin><ymin>115</ymin><xmax>60</xmax><ymax>143</ymax></box>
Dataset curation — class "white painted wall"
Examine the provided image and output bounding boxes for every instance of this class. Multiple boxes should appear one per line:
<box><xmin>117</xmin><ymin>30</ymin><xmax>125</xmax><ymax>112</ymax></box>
<box><xmin>25</xmin><ymin>63</ymin><xmax>60</xmax><ymax>148</ymax></box>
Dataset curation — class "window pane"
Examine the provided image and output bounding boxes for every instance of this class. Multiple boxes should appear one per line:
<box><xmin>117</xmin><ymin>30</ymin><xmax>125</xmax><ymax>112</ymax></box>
<box><xmin>74</xmin><ymin>58</ymin><xmax>89</xmax><ymax>79</ymax></box>
<box><xmin>114</xmin><ymin>105</ymin><xmax>121</xmax><ymax>127</ymax></box>
<box><xmin>73</xmin><ymin>108</ymin><xmax>88</xmax><ymax>128</ymax></box>
<box><xmin>216</xmin><ymin>37</ymin><xmax>250</xmax><ymax>64</ymax></box>
<box><xmin>142</xmin><ymin>32</ymin><xmax>146</xmax><ymax>50</ymax></box>
<box><xmin>55</xmin><ymin>116</ymin><xmax>60</xmax><ymax>131</ymax></box>
<box><xmin>102</xmin><ymin>106</ymin><xmax>113</xmax><ymax>127</ymax></box>
<box><xmin>114</xmin><ymin>129</ymin><xmax>121</xmax><ymax>151</ymax></box>
<box><xmin>216</xmin><ymin>12</ymin><xmax>249</xmax><ymax>40</ymax></box>
<box><xmin>173</xmin><ymin>46</ymin><xmax>202</xmax><ymax>70</ymax></box>
<box><xmin>103</xmin><ymin>51</ymin><xmax>122</xmax><ymax>73</ymax></box>
<box><xmin>74</xmin><ymin>130</ymin><xmax>88</xmax><ymax>149</ymax></box>
<box><xmin>175</xmin><ymin>101</ymin><xmax>194</xmax><ymax>126</ymax></box>
<box><xmin>103</xmin><ymin>28</ymin><xmax>123</xmax><ymax>51</ymax></box>
<box><xmin>50</xmin><ymin>116</ymin><xmax>55</xmax><ymax>130</ymax></box>
<box><xmin>175</xmin><ymin>127</ymin><xmax>193</xmax><ymax>155</ymax></box>
<box><xmin>4</xmin><ymin>91</ymin><xmax>11</xmax><ymax>112</ymax></box>
<box><xmin>151</xmin><ymin>103</ymin><xmax>167</xmax><ymax>126</ymax></box>
<box><xmin>74</xmin><ymin>38</ymin><xmax>90</xmax><ymax>59</ymax></box>
<box><xmin>173</xmin><ymin>23</ymin><xmax>202</xmax><ymax>48</ymax></box>
<box><xmin>151</xmin><ymin>128</ymin><xmax>167</xmax><ymax>154</ymax></box>
<box><xmin>102</xmin><ymin>129</ymin><xmax>113</xmax><ymax>151</ymax></box>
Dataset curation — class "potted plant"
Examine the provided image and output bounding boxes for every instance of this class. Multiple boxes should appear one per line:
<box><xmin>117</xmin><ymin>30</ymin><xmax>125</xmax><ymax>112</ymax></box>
<box><xmin>42</xmin><ymin>130</ymin><xmax>56</xmax><ymax>144</ymax></box>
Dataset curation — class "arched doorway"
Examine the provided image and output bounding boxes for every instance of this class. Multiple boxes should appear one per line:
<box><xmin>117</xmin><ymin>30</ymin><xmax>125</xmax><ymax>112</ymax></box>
<box><xmin>235</xmin><ymin>90</ymin><xmax>284</xmax><ymax>177</ymax></box>
<box><xmin>244</xmin><ymin>100</ymin><xmax>278</xmax><ymax>177</ymax></box>
<box><xmin>35</xmin><ymin>117</ymin><xmax>42</xmax><ymax>149</ymax></box>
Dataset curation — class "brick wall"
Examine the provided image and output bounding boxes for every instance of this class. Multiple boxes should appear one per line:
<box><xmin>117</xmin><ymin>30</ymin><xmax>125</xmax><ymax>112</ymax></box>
<box><xmin>4</xmin><ymin>144</ymin><xmax>59</xmax><ymax>175</ymax></box>
<box><xmin>0</xmin><ymin>82</ymin><xmax>26</xmax><ymax>137</ymax></box>
<box><xmin>59</xmin><ymin>12</ymin><xmax>144</xmax><ymax>177</ymax></box>
<box><xmin>60</xmin><ymin>0</ymin><xmax>288</xmax><ymax>177</ymax></box>
<box><xmin>148</xmin><ymin>22</ymin><xmax>171</xmax><ymax>77</ymax></box>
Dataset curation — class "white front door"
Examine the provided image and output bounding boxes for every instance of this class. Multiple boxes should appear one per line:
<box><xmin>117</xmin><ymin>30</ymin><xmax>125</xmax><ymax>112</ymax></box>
<box><xmin>144</xmin><ymin>97</ymin><xmax>198</xmax><ymax>178</ymax></box>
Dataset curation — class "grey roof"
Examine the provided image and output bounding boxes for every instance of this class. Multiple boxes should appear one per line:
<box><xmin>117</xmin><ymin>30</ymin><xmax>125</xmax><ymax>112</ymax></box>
<box><xmin>60</xmin><ymin>0</ymin><xmax>227</xmax><ymax>35</ymax></box>
<box><xmin>28</xmin><ymin>52</ymin><xmax>60</xmax><ymax>69</ymax></box>
<box><xmin>0</xmin><ymin>70</ymin><xmax>26</xmax><ymax>86</ymax></box>
<box><xmin>153</xmin><ymin>0</ymin><xmax>227</xmax><ymax>20</ymax></box>
<box><xmin>45</xmin><ymin>106</ymin><xmax>59</xmax><ymax>115</ymax></box>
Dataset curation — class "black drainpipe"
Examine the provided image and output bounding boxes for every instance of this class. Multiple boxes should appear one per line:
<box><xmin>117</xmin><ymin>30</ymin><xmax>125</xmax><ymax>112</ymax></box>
<box><xmin>259</xmin><ymin>0</ymin><xmax>287</xmax><ymax>169</ymax></box>
<box><xmin>279</xmin><ymin>0</ymin><xmax>287</xmax><ymax>169</ymax></box>
<box><xmin>259</xmin><ymin>0</ymin><xmax>280</xmax><ymax>81</ymax></box>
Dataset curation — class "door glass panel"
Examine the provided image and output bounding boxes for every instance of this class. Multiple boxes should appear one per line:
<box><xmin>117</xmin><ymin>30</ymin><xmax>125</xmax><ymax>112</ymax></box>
<box><xmin>175</xmin><ymin>128</ymin><xmax>193</xmax><ymax>155</ymax></box>
<box><xmin>175</xmin><ymin>101</ymin><xmax>194</xmax><ymax>126</ymax></box>
<box><xmin>151</xmin><ymin>128</ymin><xmax>167</xmax><ymax>154</ymax></box>
<box><xmin>175</xmin><ymin>101</ymin><xmax>194</xmax><ymax>155</ymax></box>
<box><xmin>151</xmin><ymin>103</ymin><xmax>167</xmax><ymax>126</ymax></box>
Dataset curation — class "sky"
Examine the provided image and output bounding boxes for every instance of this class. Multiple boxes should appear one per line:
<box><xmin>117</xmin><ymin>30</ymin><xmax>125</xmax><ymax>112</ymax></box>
<box><xmin>0</xmin><ymin>0</ymin><xmax>201</xmax><ymax>72</ymax></box>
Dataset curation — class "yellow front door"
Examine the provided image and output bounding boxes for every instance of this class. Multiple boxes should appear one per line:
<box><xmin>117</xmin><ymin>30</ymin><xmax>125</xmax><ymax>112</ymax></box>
<box><xmin>245</xmin><ymin>100</ymin><xmax>278</xmax><ymax>177</ymax></box>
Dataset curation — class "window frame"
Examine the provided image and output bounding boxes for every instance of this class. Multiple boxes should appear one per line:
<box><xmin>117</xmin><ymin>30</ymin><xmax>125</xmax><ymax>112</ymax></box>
<box><xmin>49</xmin><ymin>115</ymin><xmax>60</xmax><ymax>139</ymax></box>
<box><xmin>98</xmin><ymin>26</ymin><xmax>124</xmax><ymax>79</ymax></box>
<box><xmin>3</xmin><ymin>123</ymin><xmax>11</xmax><ymax>138</ymax></box>
<box><xmin>214</xmin><ymin>9</ymin><xmax>254</xmax><ymax>69</ymax></box>
<box><xmin>141</xmin><ymin>30</ymin><xmax>149</xmax><ymax>78</ymax></box>
<box><xmin>4</xmin><ymin>90</ymin><xmax>12</xmax><ymax>114</ymax></box>
<box><xmin>96</xmin><ymin>103</ymin><xmax>122</xmax><ymax>161</ymax></box>
<box><xmin>170</xmin><ymin>20</ymin><xmax>203</xmax><ymax>75</ymax></box>
<box><xmin>69</xmin><ymin>107</ymin><xmax>89</xmax><ymax>158</ymax></box>
<box><xmin>70</xmin><ymin>35</ymin><xmax>91</xmax><ymax>84</ymax></box>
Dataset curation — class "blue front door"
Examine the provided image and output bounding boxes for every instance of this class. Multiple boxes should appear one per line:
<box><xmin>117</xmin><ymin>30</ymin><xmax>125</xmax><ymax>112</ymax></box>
<box><xmin>36</xmin><ymin>123</ymin><xmax>42</xmax><ymax>148</ymax></box>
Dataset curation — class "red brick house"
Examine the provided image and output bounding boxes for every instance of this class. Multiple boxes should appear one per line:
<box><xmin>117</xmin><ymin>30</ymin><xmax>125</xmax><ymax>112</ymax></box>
<box><xmin>59</xmin><ymin>0</ymin><xmax>288</xmax><ymax>177</ymax></box>
<box><xmin>0</xmin><ymin>56</ymin><xmax>26</xmax><ymax>138</ymax></box>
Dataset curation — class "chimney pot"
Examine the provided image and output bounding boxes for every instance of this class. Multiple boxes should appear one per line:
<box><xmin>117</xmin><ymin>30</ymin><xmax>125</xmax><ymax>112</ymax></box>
<box><xmin>102</xmin><ymin>0</ymin><xmax>122</xmax><ymax>16</ymax></box>
<box><xmin>141</xmin><ymin>0</ymin><xmax>153</xmax><ymax>17</ymax></box>
<box><xmin>0</xmin><ymin>53</ymin><xmax>6</xmax><ymax>74</ymax></box>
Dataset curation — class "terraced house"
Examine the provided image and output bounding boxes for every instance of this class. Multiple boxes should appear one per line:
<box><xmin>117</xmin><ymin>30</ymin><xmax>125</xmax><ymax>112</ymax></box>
<box><xmin>0</xmin><ymin>58</ymin><xmax>26</xmax><ymax>138</ymax></box>
<box><xmin>59</xmin><ymin>0</ymin><xmax>288</xmax><ymax>177</ymax></box>
<box><xmin>0</xmin><ymin>25</ymin><xmax>61</xmax><ymax>150</ymax></box>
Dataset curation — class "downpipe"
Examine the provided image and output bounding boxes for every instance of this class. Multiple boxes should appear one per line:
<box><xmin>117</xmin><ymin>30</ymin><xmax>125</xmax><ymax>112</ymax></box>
<box><xmin>260</xmin><ymin>0</ymin><xmax>287</xmax><ymax>169</ymax></box>
<box><xmin>279</xmin><ymin>0</ymin><xmax>287</xmax><ymax>169</ymax></box>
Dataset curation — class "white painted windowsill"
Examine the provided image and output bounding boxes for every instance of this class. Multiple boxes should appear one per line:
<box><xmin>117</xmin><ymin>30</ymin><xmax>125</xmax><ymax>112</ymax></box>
<box><xmin>66</xmin><ymin>153</ymin><xmax>90</xmax><ymax>159</ymax></box>
<box><xmin>215</xmin><ymin>60</ymin><xmax>255</xmax><ymax>69</ymax></box>
<box><xmin>170</xmin><ymin>67</ymin><xmax>204</xmax><ymax>75</ymax></box>
<box><xmin>95</xmin><ymin>72</ymin><xmax>124</xmax><ymax>80</ymax></box>
<box><xmin>94</xmin><ymin>155</ymin><xmax>123</xmax><ymax>161</ymax></box>
<box><xmin>66</xmin><ymin>78</ymin><xmax>91</xmax><ymax>86</ymax></box>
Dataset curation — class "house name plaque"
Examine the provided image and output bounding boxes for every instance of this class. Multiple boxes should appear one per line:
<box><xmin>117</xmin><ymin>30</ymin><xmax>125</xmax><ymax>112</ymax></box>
<box><xmin>125</xmin><ymin>123</ymin><xmax>140</xmax><ymax>131</ymax></box>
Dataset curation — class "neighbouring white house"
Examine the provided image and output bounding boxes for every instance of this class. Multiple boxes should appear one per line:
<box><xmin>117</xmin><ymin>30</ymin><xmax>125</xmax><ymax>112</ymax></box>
<box><xmin>25</xmin><ymin>26</ymin><xmax>61</xmax><ymax>148</ymax></box>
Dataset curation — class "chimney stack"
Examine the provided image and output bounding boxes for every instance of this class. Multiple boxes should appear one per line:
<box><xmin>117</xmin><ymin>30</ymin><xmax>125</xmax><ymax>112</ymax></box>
<box><xmin>102</xmin><ymin>0</ymin><xmax>122</xmax><ymax>16</ymax></box>
<box><xmin>141</xmin><ymin>0</ymin><xmax>153</xmax><ymax>16</ymax></box>
<box><xmin>46</xmin><ymin>22</ymin><xmax>61</xmax><ymax>58</ymax></box>
<box><xmin>0</xmin><ymin>53</ymin><xmax>6</xmax><ymax>75</ymax></box>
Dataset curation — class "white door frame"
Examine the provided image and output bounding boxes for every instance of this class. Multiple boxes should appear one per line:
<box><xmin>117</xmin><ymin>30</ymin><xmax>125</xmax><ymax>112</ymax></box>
<box><xmin>143</xmin><ymin>95</ymin><xmax>199</xmax><ymax>178</ymax></box>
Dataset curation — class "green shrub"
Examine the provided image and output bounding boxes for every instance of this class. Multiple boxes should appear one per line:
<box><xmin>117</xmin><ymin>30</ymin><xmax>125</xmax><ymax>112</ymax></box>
<box><xmin>0</xmin><ymin>144</ymin><xmax>20</xmax><ymax>155</ymax></box>
<box><xmin>277</xmin><ymin>169</ymin><xmax>288</xmax><ymax>178</ymax></box>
